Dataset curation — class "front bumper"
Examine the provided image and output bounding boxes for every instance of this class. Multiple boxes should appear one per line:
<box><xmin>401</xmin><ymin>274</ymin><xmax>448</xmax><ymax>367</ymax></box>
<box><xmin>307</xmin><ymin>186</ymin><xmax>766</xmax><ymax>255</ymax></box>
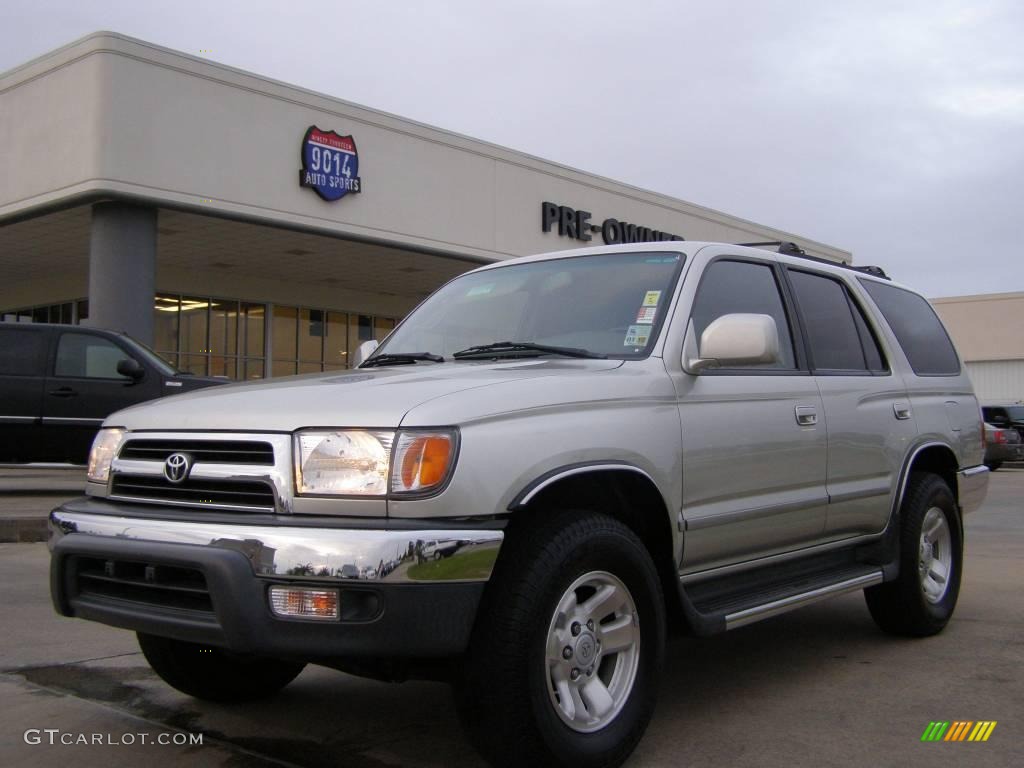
<box><xmin>49</xmin><ymin>499</ymin><xmax>503</xmax><ymax>659</ymax></box>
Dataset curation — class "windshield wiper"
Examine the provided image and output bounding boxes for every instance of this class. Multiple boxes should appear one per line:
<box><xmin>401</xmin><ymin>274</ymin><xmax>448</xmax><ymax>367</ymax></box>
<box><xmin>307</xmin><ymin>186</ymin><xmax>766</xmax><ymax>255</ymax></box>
<box><xmin>452</xmin><ymin>341</ymin><xmax>606</xmax><ymax>360</ymax></box>
<box><xmin>360</xmin><ymin>352</ymin><xmax>445</xmax><ymax>368</ymax></box>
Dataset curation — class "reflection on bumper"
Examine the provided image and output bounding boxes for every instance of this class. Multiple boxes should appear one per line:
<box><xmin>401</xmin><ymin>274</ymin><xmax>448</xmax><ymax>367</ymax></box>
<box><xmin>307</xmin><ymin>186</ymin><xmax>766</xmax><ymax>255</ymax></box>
<box><xmin>958</xmin><ymin>465</ymin><xmax>989</xmax><ymax>515</ymax></box>
<box><xmin>49</xmin><ymin>509</ymin><xmax>502</xmax><ymax>584</ymax></box>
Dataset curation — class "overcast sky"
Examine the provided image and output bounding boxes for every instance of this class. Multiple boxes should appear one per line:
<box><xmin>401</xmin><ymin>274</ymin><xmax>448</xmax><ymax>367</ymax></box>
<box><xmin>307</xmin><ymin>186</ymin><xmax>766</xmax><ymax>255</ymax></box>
<box><xmin>2</xmin><ymin>0</ymin><xmax>1022</xmax><ymax>298</ymax></box>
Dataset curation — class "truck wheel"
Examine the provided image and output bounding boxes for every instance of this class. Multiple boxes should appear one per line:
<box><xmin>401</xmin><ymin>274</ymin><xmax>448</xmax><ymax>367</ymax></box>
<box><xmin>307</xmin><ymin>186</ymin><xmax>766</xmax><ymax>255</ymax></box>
<box><xmin>137</xmin><ymin>633</ymin><xmax>305</xmax><ymax>702</ymax></box>
<box><xmin>864</xmin><ymin>473</ymin><xmax>962</xmax><ymax>637</ymax></box>
<box><xmin>456</xmin><ymin>511</ymin><xmax>665</xmax><ymax>768</ymax></box>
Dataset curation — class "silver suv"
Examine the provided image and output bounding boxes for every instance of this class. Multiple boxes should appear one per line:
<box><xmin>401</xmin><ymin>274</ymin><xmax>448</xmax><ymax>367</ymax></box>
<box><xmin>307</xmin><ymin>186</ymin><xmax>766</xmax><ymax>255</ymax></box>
<box><xmin>49</xmin><ymin>242</ymin><xmax>989</xmax><ymax>768</ymax></box>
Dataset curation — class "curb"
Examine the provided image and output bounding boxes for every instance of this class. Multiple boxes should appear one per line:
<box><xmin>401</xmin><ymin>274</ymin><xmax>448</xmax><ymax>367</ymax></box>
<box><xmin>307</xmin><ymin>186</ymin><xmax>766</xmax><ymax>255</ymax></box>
<box><xmin>0</xmin><ymin>517</ymin><xmax>49</xmax><ymax>543</ymax></box>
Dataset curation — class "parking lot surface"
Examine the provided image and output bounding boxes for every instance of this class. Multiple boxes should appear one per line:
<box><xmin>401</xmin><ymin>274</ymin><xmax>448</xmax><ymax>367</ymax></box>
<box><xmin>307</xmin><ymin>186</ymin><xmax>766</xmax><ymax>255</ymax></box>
<box><xmin>1</xmin><ymin>469</ymin><xmax>1020</xmax><ymax>767</ymax></box>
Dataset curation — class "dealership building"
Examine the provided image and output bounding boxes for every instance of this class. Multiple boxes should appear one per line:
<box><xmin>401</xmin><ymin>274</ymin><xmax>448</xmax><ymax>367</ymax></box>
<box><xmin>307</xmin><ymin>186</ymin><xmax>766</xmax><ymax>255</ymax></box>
<box><xmin>0</xmin><ymin>32</ymin><xmax>852</xmax><ymax>380</ymax></box>
<box><xmin>931</xmin><ymin>292</ymin><xmax>1024</xmax><ymax>403</ymax></box>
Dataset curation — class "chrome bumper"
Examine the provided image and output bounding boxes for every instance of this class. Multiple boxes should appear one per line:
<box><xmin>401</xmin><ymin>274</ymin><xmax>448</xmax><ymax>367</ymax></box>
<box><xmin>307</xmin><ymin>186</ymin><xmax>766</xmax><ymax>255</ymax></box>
<box><xmin>49</xmin><ymin>509</ymin><xmax>502</xmax><ymax>584</ymax></box>
<box><xmin>958</xmin><ymin>465</ymin><xmax>990</xmax><ymax>515</ymax></box>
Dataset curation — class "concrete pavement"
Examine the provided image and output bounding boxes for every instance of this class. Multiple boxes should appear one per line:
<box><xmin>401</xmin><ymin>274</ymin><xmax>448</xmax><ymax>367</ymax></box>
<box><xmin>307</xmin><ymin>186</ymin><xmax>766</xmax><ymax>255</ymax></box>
<box><xmin>0</xmin><ymin>467</ymin><xmax>85</xmax><ymax>542</ymax></box>
<box><xmin>1</xmin><ymin>469</ymin><xmax>1021</xmax><ymax>767</ymax></box>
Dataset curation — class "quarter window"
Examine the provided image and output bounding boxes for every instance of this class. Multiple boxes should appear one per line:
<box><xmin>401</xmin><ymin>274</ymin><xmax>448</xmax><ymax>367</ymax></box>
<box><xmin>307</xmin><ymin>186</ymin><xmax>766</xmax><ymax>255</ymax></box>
<box><xmin>859</xmin><ymin>280</ymin><xmax>961</xmax><ymax>376</ymax></box>
<box><xmin>690</xmin><ymin>260</ymin><xmax>797</xmax><ymax>370</ymax></box>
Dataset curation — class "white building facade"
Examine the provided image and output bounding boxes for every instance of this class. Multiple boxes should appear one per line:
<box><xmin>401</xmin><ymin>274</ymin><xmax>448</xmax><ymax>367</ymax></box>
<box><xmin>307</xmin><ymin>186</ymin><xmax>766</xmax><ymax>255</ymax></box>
<box><xmin>0</xmin><ymin>32</ymin><xmax>851</xmax><ymax>379</ymax></box>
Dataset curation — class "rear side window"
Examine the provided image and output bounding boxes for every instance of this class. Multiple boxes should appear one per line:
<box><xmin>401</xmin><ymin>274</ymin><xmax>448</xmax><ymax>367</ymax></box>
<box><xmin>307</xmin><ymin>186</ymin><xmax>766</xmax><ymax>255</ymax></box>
<box><xmin>859</xmin><ymin>280</ymin><xmax>961</xmax><ymax>375</ymax></box>
<box><xmin>787</xmin><ymin>270</ymin><xmax>887</xmax><ymax>373</ymax></box>
<box><xmin>0</xmin><ymin>328</ymin><xmax>45</xmax><ymax>376</ymax></box>
<box><xmin>690</xmin><ymin>260</ymin><xmax>797</xmax><ymax>370</ymax></box>
<box><xmin>55</xmin><ymin>333</ymin><xmax>130</xmax><ymax>379</ymax></box>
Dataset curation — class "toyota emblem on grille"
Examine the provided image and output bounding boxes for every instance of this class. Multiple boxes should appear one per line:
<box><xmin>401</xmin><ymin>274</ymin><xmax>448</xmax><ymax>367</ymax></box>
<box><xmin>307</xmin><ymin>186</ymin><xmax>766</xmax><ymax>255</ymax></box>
<box><xmin>163</xmin><ymin>452</ymin><xmax>193</xmax><ymax>484</ymax></box>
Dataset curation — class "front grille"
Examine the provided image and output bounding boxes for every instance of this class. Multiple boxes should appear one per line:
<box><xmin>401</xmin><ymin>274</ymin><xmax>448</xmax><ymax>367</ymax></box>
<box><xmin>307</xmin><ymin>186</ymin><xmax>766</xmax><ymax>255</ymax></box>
<box><xmin>111</xmin><ymin>475</ymin><xmax>276</xmax><ymax>509</ymax></box>
<box><xmin>119</xmin><ymin>439</ymin><xmax>275</xmax><ymax>465</ymax></box>
<box><xmin>72</xmin><ymin>556</ymin><xmax>213</xmax><ymax>613</ymax></box>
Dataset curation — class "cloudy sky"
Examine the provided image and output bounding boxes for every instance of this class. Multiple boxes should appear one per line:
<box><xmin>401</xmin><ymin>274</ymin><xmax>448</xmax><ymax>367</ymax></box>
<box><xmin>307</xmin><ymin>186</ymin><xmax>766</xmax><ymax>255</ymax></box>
<box><xmin>2</xmin><ymin>0</ymin><xmax>1021</xmax><ymax>298</ymax></box>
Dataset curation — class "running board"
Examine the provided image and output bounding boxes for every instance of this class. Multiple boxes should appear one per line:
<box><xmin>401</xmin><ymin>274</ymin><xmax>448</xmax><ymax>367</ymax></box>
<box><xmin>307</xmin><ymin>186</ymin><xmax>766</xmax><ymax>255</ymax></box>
<box><xmin>724</xmin><ymin>570</ymin><xmax>884</xmax><ymax>630</ymax></box>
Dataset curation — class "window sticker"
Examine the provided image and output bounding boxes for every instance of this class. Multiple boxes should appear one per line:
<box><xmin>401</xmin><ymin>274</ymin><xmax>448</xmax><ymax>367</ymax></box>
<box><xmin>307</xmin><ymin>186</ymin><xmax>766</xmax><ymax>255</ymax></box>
<box><xmin>623</xmin><ymin>325</ymin><xmax>650</xmax><ymax>346</ymax></box>
<box><xmin>635</xmin><ymin>306</ymin><xmax>657</xmax><ymax>324</ymax></box>
<box><xmin>642</xmin><ymin>290</ymin><xmax>662</xmax><ymax>307</ymax></box>
<box><xmin>467</xmin><ymin>284</ymin><xmax>494</xmax><ymax>297</ymax></box>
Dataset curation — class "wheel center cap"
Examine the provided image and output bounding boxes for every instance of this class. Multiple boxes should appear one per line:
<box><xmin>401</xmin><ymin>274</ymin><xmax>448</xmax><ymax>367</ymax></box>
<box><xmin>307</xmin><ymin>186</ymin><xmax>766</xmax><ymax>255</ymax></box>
<box><xmin>575</xmin><ymin>632</ymin><xmax>597</xmax><ymax>665</ymax></box>
<box><xmin>920</xmin><ymin>541</ymin><xmax>933</xmax><ymax>563</ymax></box>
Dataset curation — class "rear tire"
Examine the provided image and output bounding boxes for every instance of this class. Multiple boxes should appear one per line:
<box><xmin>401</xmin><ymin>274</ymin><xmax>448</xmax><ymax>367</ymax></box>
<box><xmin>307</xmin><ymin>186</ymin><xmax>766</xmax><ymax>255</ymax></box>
<box><xmin>137</xmin><ymin>633</ymin><xmax>305</xmax><ymax>702</ymax></box>
<box><xmin>455</xmin><ymin>511</ymin><xmax>665</xmax><ymax>768</ymax></box>
<box><xmin>864</xmin><ymin>472</ymin><xmax>962</xmax><ymax>637</ymax></box>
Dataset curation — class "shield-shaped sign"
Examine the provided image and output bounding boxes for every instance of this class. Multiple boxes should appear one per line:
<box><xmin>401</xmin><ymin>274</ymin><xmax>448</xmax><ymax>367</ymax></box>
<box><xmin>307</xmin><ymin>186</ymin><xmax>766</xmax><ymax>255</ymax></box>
<box><xmin>299</xmin><ymin>126</ymin><xmax>362</xmax><ymax>202</ymax></box>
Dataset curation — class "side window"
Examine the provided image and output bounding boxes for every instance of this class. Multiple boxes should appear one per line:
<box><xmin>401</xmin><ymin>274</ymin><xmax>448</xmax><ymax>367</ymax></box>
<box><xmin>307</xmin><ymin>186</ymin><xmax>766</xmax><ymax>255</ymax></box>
<box><xmin>983</xmin><ymin>407</ymin><xmax>1007</xmax><ymax>426</ymax></box>
<box><xmin>55</xmin><ymin>333</ymin><xmax>130</xmax><ymax>379</ymax></box>
<box><xmin>859</xmin><ymin>279</ymin><xmax>961</xmax><ymax>375</ymax></box>
<box><xmin>690</xmin><ymin>260</ymin><xmax>796</xmax><ymax>370</ymax></box>
<box><xmin>0</xmin><ymin>329</ymin><xmax>45</xmax><ymax>376</ymax></box>
<box><xmin>787</xmin><ymin>270</ymin><xmax>886</xmax><ymax>373</ymax></box>
<box><xmin>850</xmin><ymin>298</ymin><xmax>887</xmax><ymax>372</ymax></box>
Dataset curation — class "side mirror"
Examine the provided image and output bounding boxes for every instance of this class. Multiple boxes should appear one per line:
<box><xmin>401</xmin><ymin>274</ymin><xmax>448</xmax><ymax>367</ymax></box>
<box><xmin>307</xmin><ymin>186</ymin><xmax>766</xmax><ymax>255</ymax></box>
<box><xmin>352</xmin><ymin>340</ymin><xmax>379</xmax><ymax>368</ymax></box>
<box><xmin>116</xmin><ymin>358</ymin><xmax>145</xmax><ymax>381</ymax></box>
<box><xmin>687</xmin><ymin>313</ymin><xmax>779</xmax><ymax>372</ymax></box>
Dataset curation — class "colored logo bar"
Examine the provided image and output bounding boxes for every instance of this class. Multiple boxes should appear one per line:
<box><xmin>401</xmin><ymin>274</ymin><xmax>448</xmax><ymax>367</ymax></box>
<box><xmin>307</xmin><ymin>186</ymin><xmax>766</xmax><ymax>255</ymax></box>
<box><xmin>921</xmin><ymin>721</ymin><xmax>997</xmax><ymax>742</ymax></box>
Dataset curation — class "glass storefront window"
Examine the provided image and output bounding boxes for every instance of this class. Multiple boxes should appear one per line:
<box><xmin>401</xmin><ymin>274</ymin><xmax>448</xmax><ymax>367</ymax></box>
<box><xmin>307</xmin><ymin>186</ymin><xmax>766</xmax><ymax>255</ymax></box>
<box><xmin>375</xmin><ymin>317</ymin><xmax>396</xmax><ymax>343</ymax></box>
<box><xmin>298</xmin><ymin>308</ymin><xmax>323</xmax><ymax>371</ymax></box>
<box><xmin>272</xmin><ymin>360</ymin><xmax>297</xmax><ymax>377</ymax></box>
<box><xmin>242</xmin><ymin>303</ymin><xmax>265</xmax><ymax>359</ymax></box>
<box><xmin>243</xmin><ymin>359</ymin><xmax>265</xmax><ymax>380</ymax></box>
<box><xmin>210</xmin><ymin>300</ymin><xmax>239</xmax><ymax>357</ymax></box>
<box><xmin>1</xmin><ymin>299</ymin><xmax>85</xmax><ymax>325</ymax></box>
<box><xmin>272</xmin><ymin>305</ymin><xmax>298</xmax><ymax>364</ymax></box>
<box><xmin>324</xmin><ymin>311</ymin><xmax>348</xmax><ymax>369</ymax></box>
<box><xmin>210</xmin><ymin>300</ymin><xmax>239</xmax><ymax>379</ymax></box>
<box><xmin>154</xmin><ymin>295</ymin><xmax>180</xmax><ymax>367</ymax></box>
<box><xmin>4</xmin><ymin>295</ymin><xmax>399</xmax><ymax>382</ymax></box>
<box><xmin>349</xmin><ymin>314</ymin><xmax>373</xmax><ymax>359</ymax></box>
<box><xmin>179</xmin><ymin>295</ymin><xmax>210</xmax><ymax>376</ymax></box>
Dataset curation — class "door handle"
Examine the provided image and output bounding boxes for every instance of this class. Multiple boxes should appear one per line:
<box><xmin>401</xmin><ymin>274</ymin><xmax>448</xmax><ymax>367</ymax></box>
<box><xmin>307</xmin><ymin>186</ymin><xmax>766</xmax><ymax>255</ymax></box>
<box><xmin>893</xmin><ymin>402</ymin><xmax>911</xmax><ymax>420</ymax></box>
<box><xmin>795</xmin><ymin>406</ymin><xmax>817</xmax><ymax>426</ymax></box>
<box><xmin>48</xmin><ymin>387</ymin><xmax>78</xmax><ymax>398</ymax></box>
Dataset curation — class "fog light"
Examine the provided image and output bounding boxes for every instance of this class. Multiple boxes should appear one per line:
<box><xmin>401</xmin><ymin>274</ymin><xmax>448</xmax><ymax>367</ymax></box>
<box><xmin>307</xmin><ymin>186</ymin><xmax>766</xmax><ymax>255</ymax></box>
<box><xmin>269</xmin><ymin>586</ymin><xmax>339</xmax><ymax>620</ymax></box>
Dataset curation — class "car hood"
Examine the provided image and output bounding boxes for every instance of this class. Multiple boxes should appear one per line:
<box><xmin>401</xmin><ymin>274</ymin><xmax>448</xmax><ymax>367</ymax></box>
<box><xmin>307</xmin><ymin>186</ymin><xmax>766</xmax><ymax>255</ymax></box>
<box><xmin>109</xmin><ymin>358</ymin><xmax>625</xmax><ymax>432</ymax></box>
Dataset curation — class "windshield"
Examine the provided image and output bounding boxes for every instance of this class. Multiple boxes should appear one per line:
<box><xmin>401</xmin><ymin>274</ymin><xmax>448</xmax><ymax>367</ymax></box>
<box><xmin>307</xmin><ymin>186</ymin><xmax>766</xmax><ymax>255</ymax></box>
<box><xmin>373</xmin><ymin>251</ymin><xmax>685</xmax><ymax>361</ymax></box>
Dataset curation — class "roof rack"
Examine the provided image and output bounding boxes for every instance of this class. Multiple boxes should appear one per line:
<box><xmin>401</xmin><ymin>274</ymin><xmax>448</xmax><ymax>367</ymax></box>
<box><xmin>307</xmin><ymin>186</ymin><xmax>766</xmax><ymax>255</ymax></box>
<box><xmin>738</xmin><ymin>241</ymin><xmax>890</xmax><ymax>281</ymax></box>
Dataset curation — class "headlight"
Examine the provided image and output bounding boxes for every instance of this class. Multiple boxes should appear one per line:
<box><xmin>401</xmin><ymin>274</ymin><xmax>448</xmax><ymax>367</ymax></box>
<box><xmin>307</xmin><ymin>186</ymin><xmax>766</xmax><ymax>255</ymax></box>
<box><xmin>293</xmin><ymin>428</ymin><xmax>457</xmax><ymax>497</ymax></box>
<box><xmin>87</xmin><ymin>428</ymin><xmax>124</xmax><ymax>483</ymax></box>
<box><xmin>295</xmin><ymin>430</ymin><xmax>394</xmax><ymax>495</ymax></box>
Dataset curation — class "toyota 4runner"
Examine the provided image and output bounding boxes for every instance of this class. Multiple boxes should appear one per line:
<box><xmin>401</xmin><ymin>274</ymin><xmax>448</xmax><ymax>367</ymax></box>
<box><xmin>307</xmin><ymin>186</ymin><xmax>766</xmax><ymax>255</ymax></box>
<box><xmin>49</xmin><ymin>242</ymin><xmax>989</xmax><ymax>768</ymax></box>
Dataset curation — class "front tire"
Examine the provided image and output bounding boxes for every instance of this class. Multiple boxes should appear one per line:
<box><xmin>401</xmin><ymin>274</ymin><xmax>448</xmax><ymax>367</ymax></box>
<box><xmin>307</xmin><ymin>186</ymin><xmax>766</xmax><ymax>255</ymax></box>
<box><xmin>456</xmin><ymin>511</ymin><xmax>665</xmax><ymax>768</ymax></box>
<box><xmin>137</xmin><ymin>633</ymin><xmax>306</xmax><ymax>702</ymax></box>
<box><xmin>864</xmin><ymin>472</ymin><xmax>962</xmax><ymax>637</ymax></box>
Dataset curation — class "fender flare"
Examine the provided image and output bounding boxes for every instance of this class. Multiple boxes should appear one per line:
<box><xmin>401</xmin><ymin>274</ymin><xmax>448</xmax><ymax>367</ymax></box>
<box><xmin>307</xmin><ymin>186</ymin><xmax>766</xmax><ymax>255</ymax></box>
<box><xmin>507</xmin><ymin>460</ymin><xmax>661</xmax><ymax>511</ymax></box>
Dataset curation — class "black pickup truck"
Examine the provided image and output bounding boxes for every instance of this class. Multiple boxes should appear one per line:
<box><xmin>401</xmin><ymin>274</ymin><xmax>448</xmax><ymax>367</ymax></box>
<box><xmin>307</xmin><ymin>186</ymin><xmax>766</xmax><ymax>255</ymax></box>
<box><xmin>0</xmin><ymin>322</ymin><xmax>226</xmax><ymax>463</ymax></box>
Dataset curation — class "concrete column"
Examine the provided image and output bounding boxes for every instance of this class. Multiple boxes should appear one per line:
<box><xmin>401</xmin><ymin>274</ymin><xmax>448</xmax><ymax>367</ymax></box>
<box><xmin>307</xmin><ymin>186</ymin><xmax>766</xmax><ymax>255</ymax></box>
<box><xmin>86</xmin><ymin>202</ymin><xmax>157</xmax><ymax>344</ymax></box>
